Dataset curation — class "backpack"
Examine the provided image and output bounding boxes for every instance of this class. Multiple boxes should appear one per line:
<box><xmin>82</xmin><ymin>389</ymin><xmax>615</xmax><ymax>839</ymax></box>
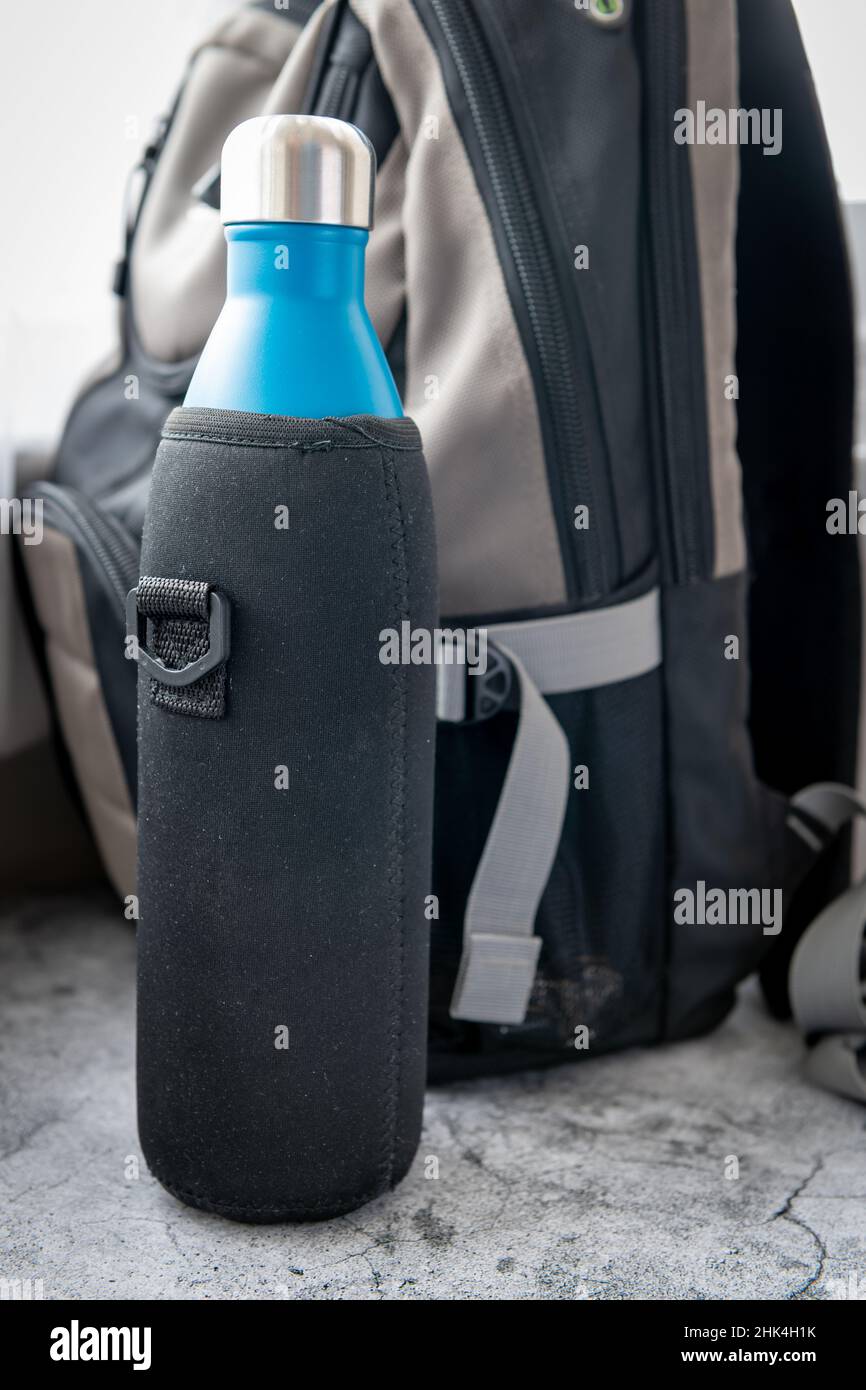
<box><xmin>13</xmin><ymin>0</ymin><xmax>866</xmax><ymax>1097</ymax></box>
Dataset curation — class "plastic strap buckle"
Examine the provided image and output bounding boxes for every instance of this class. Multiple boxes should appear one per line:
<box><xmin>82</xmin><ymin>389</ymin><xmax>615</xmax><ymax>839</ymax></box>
<box><xmin>450</xmin><ymin>933</ymin><xmax>542</xmax><ymax>1025</ymax></box>
<box><xmin>436</xmin><ymin>638</ymin><xmax>513</xmax><ymax>724</ymax></box>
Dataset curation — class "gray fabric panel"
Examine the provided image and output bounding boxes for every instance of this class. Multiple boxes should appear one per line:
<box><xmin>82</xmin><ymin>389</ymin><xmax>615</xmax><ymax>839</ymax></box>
<box><xmin>20</xmin><ymin>529</ymin><xmax>137</xmax><ymax>897</ymax></box>
<box><xmin>450</xmin><ymin>646</ymin><xmax>570</xmax><ymax>1024</ymax></box>
<box><xmin>685</xmin><ymin>0</ymin><xmax>747</xmax><ymax>578</ymax></box>
<box><xmin>132</xmin><ymin>4</ymin><xmax>332</xmax><ymax>364</ymax></box>
<box><xmin>364</xmin><ymin>135</ymin><xmax>410</xmax><ymax>351</ymax></box>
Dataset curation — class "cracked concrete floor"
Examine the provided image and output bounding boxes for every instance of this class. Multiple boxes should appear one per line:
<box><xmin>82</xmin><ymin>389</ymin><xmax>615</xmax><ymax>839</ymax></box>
<box><xmin>1</xmin><ymin>891</ymin><xmax>865</xmax><ymax>1301</ymax></box>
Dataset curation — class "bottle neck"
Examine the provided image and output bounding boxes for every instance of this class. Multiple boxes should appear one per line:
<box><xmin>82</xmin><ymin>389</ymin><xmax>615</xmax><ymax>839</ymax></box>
<box><xmin>224</xmin><ymin>222</ymin><xmax>368</xmax><ymax>302</ymax></box>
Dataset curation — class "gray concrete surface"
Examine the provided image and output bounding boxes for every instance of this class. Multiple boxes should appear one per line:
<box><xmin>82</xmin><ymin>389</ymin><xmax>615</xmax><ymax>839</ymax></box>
<box><xmin>1</xmin><ymin>891</ymin><xmax>864</xmax><ymax>1301</ymax></box>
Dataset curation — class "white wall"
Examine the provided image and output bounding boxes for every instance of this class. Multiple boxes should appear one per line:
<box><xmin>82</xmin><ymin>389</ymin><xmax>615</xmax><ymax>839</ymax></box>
<box><xmin>792</xmin><ymin>0</ymin><xmax>866</xmax><ymax>203</ymax></box>
<box><xmin>0</xmin><ymin>0</ymin><xmax>237</xmax><ymax>448</ymax></box>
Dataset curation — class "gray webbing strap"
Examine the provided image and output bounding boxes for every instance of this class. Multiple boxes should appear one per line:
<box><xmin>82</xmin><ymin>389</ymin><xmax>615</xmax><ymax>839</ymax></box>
<box><xmin>445</xmin><ymin>588</ymin><xmax>662</xmax><ymax>1025</ymax></box>
<box><xmin>437</xmin><ymin>587</ymin><xmax>661</xmax><ymax>720</ymax></box>
<box><xmin>787</xmin><ymin>783</ymin><xmax>866</xmax><ymax>1102</ymax></box>
<box><xmin>450</xmin><ymin>646</ymin><xmax>570</xmax><ymax>1024</ymax></box>
<box><xmin>788</xmin><ymin>781</ymin><xmax>866</xmax><ymax>851</ymax></box>
<box><xmin>485</xmin><ymin>587</ymin><xmax>662</xmax><ymax>693</ymax></box>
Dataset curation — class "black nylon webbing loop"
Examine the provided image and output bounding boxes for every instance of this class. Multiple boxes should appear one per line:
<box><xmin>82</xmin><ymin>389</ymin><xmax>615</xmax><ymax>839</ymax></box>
<box><xmin>135</xmin><ymin>576</ymin><xmax>227</xmax><ymax>720</ymax></box>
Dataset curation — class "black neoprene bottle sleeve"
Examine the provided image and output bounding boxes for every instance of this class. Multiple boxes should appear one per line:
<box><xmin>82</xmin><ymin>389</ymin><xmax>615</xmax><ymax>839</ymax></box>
<box><xmin>135</xmin><ymin>409</ymin><xmax>437</xmax><ymax>1222</ymax></box>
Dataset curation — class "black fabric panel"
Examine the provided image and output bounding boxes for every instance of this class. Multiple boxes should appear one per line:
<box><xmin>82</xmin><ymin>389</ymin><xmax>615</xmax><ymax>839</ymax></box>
<box><xmin>302</xmin><ymin>0</ymin><xmax>349</xmax><ymax>114</ymax></box>
<box><xmin>478</xmin><ymin>0</ymin><xmax>651</xmax><ymax>590</ymax></box>
<box><xmin>735</xmin><ymin>0</ymin><xmax>860</xmax><ymax>1018</ymax></box>
<box><xmin>351</xmin><ymin>47</ymin><xmax>401</xmax><ymax>170</ymax></box>
<box><xmin>136</xmin><ymin>410</ymin><xmax>437</xmax><ymax>1222</ymax></box>
<box><xmin>429</xmin><ymin>621</ymin><xmax>665</xmax><ymax>1080</ymax></box>
<box><xmin>54</xmin><ymin>351</ymin><xmax>184</xmax><ymax>514</ymax></box>
<box><xmin>635</xmin><ymin>0</ymin><xmax>714</xmax><ymax>584</ymax></box>
<box><xmin>663</xmin><ymin>574</ymin><xmax>790</xmax><ymax>1041</ymax></box>
<box><xmin>384</xmin><ymin>308</ymin><xmax>407</xmax><ymax>403</ymax></box>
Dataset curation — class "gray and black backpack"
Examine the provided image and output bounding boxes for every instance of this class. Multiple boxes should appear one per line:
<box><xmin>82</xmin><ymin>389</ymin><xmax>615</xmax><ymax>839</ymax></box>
<box><xmin>11</xmin><ymin>0</ymin><xmax>866</xmax><ymax>1106</ymax></box>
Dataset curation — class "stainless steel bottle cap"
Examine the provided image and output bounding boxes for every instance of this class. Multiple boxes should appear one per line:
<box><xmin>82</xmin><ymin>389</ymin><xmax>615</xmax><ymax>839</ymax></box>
<box><xmin>220</xmin><ymin>115</ymin><xmax>376</xmax><ymax>229</ymax></box>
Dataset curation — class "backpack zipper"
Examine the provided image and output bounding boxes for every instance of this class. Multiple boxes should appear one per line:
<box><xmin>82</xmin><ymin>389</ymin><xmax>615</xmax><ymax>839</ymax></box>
<box><xmin>315</xmin><ymin>55</ymin><xmax>353</xmax><ymax>120</ymax></box>
<box><xmin>425</xmin><ymin>0</ymin><xmax>613</xmax><ymax>601</ymax></box>
<box><xmin>638</xmin><ymin>0</ymin><xmax>713</xmax><ymax>582</ymax></box>
<box><xmin>30</xmin><ymin>482</ymin><xmax>140</xmax><ymax>613</ymax></box>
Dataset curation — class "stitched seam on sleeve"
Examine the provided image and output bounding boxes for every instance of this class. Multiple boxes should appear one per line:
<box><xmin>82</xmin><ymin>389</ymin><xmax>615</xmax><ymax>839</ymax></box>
<box><xmin>160</xmin><ymin>425</ymin><xmax>420</xmax><ymax>453</ymax></box>
<box><xmin>379</xmin><ymin>446</ymin><xmax>410</xmax><ymax>1192</ymax></box>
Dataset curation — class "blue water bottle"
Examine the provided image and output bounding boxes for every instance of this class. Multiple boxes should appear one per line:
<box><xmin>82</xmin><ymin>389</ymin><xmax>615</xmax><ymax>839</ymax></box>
<box><xmin>185</xmin><ymin>114</ymin><xmax>402</xmax><ymax>417</ymax></box>
<box><xmin>135</xmin><ymin>112</ymin><xmax>437</xmax><ymax>1223</ymax></box>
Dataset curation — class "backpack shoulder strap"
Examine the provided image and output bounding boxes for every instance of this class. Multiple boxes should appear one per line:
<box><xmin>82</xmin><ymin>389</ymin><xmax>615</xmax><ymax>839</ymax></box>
<box><xmin>787</xmin><ymin>784</ymin><xmax>866</xmax><ymax>1101</ymax></box>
